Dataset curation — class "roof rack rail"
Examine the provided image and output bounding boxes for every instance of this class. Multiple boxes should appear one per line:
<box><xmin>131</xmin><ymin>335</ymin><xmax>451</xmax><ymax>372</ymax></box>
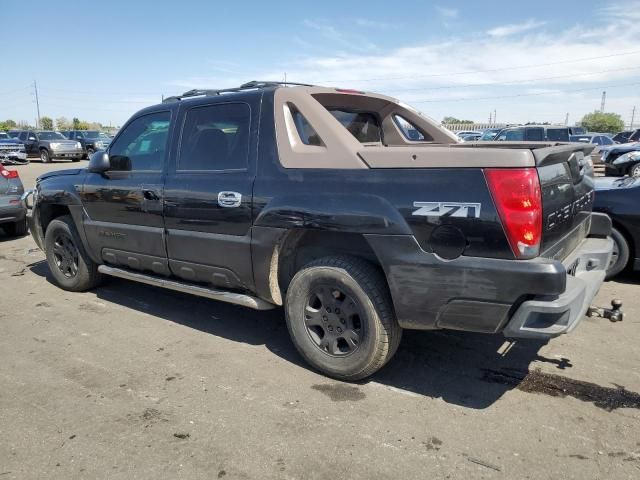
<box><xmin>162</xmin><ymin>80</ymin><xmax>316</xmax><ymax>103</ymax></box>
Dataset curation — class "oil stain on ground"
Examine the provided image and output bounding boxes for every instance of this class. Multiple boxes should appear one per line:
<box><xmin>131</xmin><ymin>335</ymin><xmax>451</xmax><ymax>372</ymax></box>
<box><xmin>312</xmin><ymin>383</ymin><xmax>366</xmax><ymax>402</ymax></box>
<box><xmin>482</xmin><ymin>368</ymin><xmax>640</xmax><ymax>411</ymax></box>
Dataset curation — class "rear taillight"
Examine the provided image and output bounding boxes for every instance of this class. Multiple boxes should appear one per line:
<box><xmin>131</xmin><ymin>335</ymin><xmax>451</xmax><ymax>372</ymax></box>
<box><xmin>0</xmin><ymin>167</ymin><xmax>19</xmax><ymax>179</ymax></box>
<box><xmin>485</xmin><ymin>168</ymin><xmax>542</xmax><ymax>259</ymax></box>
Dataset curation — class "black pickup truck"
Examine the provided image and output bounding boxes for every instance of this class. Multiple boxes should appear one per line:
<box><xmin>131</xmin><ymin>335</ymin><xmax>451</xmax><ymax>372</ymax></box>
<box><xmin>22</xmin><ymin>81</ymin><xmax>620</xmax><ymax>380</ymax></box>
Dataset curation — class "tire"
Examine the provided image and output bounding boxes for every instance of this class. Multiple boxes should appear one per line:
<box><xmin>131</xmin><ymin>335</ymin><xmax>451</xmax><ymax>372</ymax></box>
<box><xmin>44</xmin><ymin>215</ymin><xmax>102</xmax><ymax>291</ymax></box>
<box><xmin>606</xmin><ymin>227</ymin><xmax>630</xmax><ymax>280</ymax></box>
<box><xmin>3</xmin><ymin>218</ymin><xmax>28</xmax><ymax>236</ymax></box>
<box><xmin>86</xmin><ymin>148</ymin><xmax>95</xmax><ymax>159</ymax></box>
<box><xmin>630</xmin><ymin>163</ymin><xmax>640</xmax><ymax>178</ymax></box>
<box><xmin>40</xmin><ymin>149</ymin><xmax>51</xmax><ymax>163</ymax></box>
<box><xmin>285</xmin><ymin>255</ymin><xmax>402</xmax><ymax>381</ymax></box>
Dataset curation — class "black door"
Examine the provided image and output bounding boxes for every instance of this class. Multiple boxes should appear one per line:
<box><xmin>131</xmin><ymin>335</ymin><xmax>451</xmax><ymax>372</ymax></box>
<box><xmin>25</xmin><ymin>131</ymin><xmax>38</xmax><ymax>155</ymax></box>
<box><xmin>80</xmin><ymin>110</ymin><xmax>173</xmax><ymax>275</ymax></box>
<box><xmin>163</xmin><ymin>101</ymin><xmax>256</xmax><ymax>290</ymax></box>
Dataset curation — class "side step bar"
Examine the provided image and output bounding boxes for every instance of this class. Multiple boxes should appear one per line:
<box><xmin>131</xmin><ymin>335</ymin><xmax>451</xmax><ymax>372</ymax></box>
<box><xmin>97</xmin><ymin>265</ymin><xmax>276</xmax><ymax>311</ymax></box>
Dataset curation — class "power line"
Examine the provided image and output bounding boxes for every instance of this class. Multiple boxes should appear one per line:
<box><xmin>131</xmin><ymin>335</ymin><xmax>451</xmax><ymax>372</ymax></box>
<box><xmin>409</xmin><ymin>80</ymin><xmax>640</xmax><ymax>103</ymax></box>
<box><xmin>386</xmin><ymin>65</ymin><xmax>640</xmax><ymax>93</ymax></box>
<box><xmin>317</xmin><ymin>49</ymin><xmax>640</xmax><ymax>83</ymax></box>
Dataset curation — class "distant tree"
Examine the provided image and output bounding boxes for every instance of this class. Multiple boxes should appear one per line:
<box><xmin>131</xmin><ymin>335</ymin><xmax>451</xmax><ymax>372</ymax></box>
<box><xmin>56</xmin><ymin>117</ymin><xmax>71</xmax><ymax>130</ymax></box>
<box><xmin>40</xmin><ymin>116</ymin><xmax>53</xmax><ymax>130</ymax></box>
<box><xmin>77</xmin><ymin>121</ymin><xmax>91</xmax><ymax>130</ymax></box>
<box><xmin>580</xmin><ymin>111</ymin><xmax>624</xmax><ymax>134</ymax></box>
<box><xmin>442</xmin><ymin>116</ymin><xmax>474</xmax><ymax>124</ymax></box>
<box><xmin>72</xmin><ymin>117</ymin><xmax>81</xmax><ymax>129</ymax></box>
<box><xmin>17</xmin><ymin>121</ymin><xmax>31</xmax><ymax>129</ymax></box>
<box><xmin>2</xmin><ymin>119</ymin><xmax>17</xmax><ymax>129</ymax></box>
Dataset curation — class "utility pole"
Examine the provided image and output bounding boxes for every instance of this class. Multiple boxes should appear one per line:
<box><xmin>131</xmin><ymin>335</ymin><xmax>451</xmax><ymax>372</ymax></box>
<box><xmin>631</xmin><ymin>106</ymin><xmax>636</xmax><ymax>129</ymax></box>
<box><xmin>161</xmin><ymin>94</ymin><xmax>164</xmax><ymax>102</ymax></box>
<box><xmin>494</xmin><ymin>109</ymin><xmax>497</xmax><ymax>125</ymax></box>
<box><xmin>564</xmin><ymin>113</ymin><xmax>569</xmax><ymax>126</ymax></box>
<box><xmin>600</xmin><ymin>91</ymin><xmax>606</xmax><ymax>112</ymax></box>
<box><xmin>488</xmin><ymin>112</ymin><xmax>492</xmax><ymax>124</ymax></box>
<box><xmin>33</xmin><ymin>80</ymin><xmax>41</xmax><ymax>129</ymax></box>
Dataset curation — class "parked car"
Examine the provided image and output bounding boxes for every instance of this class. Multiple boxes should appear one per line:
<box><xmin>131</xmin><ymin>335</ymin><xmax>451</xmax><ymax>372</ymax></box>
<box><xmin>459</xmin><ymin>132</ymin><xmax>483</xmax><ymax>142</ymax></box>
<box><xmin>612</xmin><ymin>130</ymin><xmax>640</xmax><ymax>144</ymax></box>
<box><xmin>455</xmin><ymin>130</ymin><xmax>482</xmax><ymax>139</ymax></box>
<box><xmin>604</xmin><ymin>150</ymin><xmax>640</xmax><ymax>177</ymax></box>
<box><xmin>8</xmin><ymin>130</ymin><xmax>83</xmax><ymax>163</ymax></box>
<box><xmin>600</xmin><ymin>142</ymin><xmax>640</xmax><ymax>175</ymax></box>
<box><xmin>24</xmin><ymin>81</ymin><xmax>617</xmax><ymax>380</ymax></box>
<box><xmin>594</xmin><ymin>176</ymin><xmax>640</xmax><ymax>278</ymax></box>
<box><xmin>570</xmin><ymin>133</ymin><xmax>614</xmax><ymax>163</ymax></box>
<box><xmin>0</xmin><ymin>132</ymin><xmax>28</xmax><ymax>165</ymax></box>
<box><xmin>569</xmin><ymin>126</ymin><xmax>587</xmax><ymax>135</ymax></box>
<box><xmin>494</xmin><ymin>125</ymin><xmax>570</xmax><ymax>142</ymax></box>
<box><xmin>0</xmin><ymin>164</ymin><xmax>27</xmax><ymax>236</ymax></box>
<box><xmin>60</xmin><ymin>130</ymin><xmax>112</xmax><ymax>159</ymax></box>
<box><xmin>479</xmin><ymin>128</ymin><xmax>502</xmax><ymax>141</ymax></box>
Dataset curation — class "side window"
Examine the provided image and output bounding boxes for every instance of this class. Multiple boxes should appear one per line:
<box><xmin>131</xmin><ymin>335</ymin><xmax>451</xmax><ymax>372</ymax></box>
<box><xmin>19</xmin><ymin>132</ymin><xmax>28</xmax><ymax>141</ymax></box>
<box><xmin>499</xmin><ymin>128</ymin><xmax>524</xmax><ymax>141</ymax></box>
<box><xmin>76</xmin><ymin>132</ymin><xmax>84</xmax><ymax>139</ymax></box>
<box><xmin>109</xmin><ymin>111</ymin><xmax>171</xmax><ymax>171</ymax></box>
<box><xmin>393</xmin><ymin>115</ymin><xmax>428</xmax><ymax>141</ymax></box>
<box><xmin>630</xmin><ymin>130</ymin><xmax>640</xmax><ymax>141</ymax></box>
<box><xmin>593</xmin><ymin>136</ymin><xmax>604</xmax><ymax>145</ymax></box>
<box><xmin>600</xmin><ymin>136</ymin><xmax>613</xmax><ymax>145</ymax></box>
<box><xmin>290</xmin><ymin>105</ymin><xmax>323</xmax><ymax>146</ymax></box>
<box><xmin>178</xmin><ymin>103</ymin><xmax>250</xmax><ymax>171</ymax></box>
<box><xmin>28</xmin><ymin>132</ymin><xmax>37</xmax><ymax>140</ymax></box>
<box><xmin>524</xmin><ymin>128</ymin><xmax>544</xmax><ymax>141</ymax></box>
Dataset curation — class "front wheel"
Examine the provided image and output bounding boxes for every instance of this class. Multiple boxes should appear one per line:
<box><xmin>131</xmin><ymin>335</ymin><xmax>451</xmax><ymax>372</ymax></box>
<box><xmin>44</xmin><ymin>215</ymin><xmax>102</xmax><ymax>291</ymax></box>
<box><xmin>285</xmin><ymin>256</ymin><xmax>402</xmax><ymax>381</ymax></box>
<box><xmin>630</xmin><ymin>163</ymin><xmax>640</xmax><ymax>178</ymax></box>
<box><xmin>40</xmin><ymin>149</ymin><xmax>51</xmax><ymax>163</ymax></box>
<box><xmin>606</xmin><ymin>227</ymin><xmax>630</xmax><ymax>280</ymax></box>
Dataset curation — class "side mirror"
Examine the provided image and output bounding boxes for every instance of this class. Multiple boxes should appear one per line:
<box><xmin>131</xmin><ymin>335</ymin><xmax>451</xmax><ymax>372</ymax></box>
<box><xmin>87</xmin><ymin>151</ymin><xmax>111</xmax><ymax>173</ymax></box>
<box><xmin>28</xmin><ymin>137</ymin><xmax>36</xmax><ymax>141</ymax></box>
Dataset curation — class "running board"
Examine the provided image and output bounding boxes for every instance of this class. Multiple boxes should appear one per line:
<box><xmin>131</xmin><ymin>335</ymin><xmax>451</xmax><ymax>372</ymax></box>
<box><xmin>97</xmin><ymin>265</ymin><xmax>276</xmax><ymax>311</ymax></box>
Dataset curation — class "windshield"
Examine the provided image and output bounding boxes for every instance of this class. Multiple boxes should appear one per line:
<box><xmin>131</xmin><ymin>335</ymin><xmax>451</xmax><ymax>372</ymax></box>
<box><xmin>495</xmin><ymin>128</ymin><xmax>524</xmax><ymax>141</ymax></box>
<box><xmin>0</xmin><ymin>132</ymin><xmax>9</xmax><ymax>139</ymax></box>
<box><xmin>37</xmin><ymin>131</ymin><xmax>66</xmax><ymax>140</ymax></box>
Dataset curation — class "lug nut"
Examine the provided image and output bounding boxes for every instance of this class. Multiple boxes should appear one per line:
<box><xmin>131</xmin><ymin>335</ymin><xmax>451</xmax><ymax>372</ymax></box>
<box><xmin>340</xmin><ymin>318</ymin><xmax>345</xmax><ymax>324</ymax></box>
<box><xmin>335</xmin><ymin>308</ymin><xmax>340</xmax><ymax>314</ymax></box>
<box><xmin>322</xmin><ymin>316</ymin><xmax>328</xmax><ymax>322</ymax></box>
<box><xmin>328</xmin><ymin>326</ymin><xmax>334</xmax><ymax>332</ymax></box>
<box><xmin>337</xmin><ymin>327</ymin><xmax>342</xmax><ymax>333</ymax></box>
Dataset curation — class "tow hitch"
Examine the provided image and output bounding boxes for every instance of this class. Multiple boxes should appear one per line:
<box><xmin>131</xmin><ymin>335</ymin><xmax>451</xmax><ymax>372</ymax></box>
<box><xmin>587</xmin><ymin>299</ymin><xmax>624</xmax><ymax>323</ymax></box>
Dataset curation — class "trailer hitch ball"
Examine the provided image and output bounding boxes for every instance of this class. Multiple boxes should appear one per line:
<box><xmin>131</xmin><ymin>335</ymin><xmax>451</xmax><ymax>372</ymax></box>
<box><xmin>587</xmin><ymin>299</ymin><xmax>624</xmax><ymax>323</ymax></box>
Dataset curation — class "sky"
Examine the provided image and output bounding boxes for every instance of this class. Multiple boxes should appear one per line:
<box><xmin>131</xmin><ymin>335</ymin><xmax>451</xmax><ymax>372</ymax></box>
<box><xmin>1</xmin><ymin>0</ymin><xmax>640</xmax><ymax>127</ymax></box>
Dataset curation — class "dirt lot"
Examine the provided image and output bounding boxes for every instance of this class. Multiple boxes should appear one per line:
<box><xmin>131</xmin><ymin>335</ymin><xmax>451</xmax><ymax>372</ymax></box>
<box><xmin>1</xmin><ymin>161</ymin><xmax>639</xmax><ymax>479</ymax></box>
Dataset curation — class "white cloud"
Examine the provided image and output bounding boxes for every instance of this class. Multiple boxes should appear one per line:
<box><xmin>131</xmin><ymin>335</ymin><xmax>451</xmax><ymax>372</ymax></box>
<box><xmin>436</xmin><ymin>6</ymin><xmax>458</xmax><ymax>19</ymax></box>
<box><xmin>170</xmin><ymin>1</ymin><xmax>640</xmax><ymax>125</ymax></box>
<box><xmin>487</xmin><ymin>19</ymin><xmax>547</xmax><ymax>37</ymax></box>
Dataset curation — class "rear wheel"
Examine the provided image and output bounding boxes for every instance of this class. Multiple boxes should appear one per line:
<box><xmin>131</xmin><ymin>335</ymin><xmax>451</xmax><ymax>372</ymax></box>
<box><xmin>285</xmin><ymin>255</ymin><xmax>401</xmax><ymax>381</ymax></box>
<box><xmin>630</xmin><ymin>163</ymin><xmax>640</xmax><ymax>178</ymax></box>
<box><xmin>40</xmin><ymin>149</ymin><xmax>51</xmax><ymax>163</ymax></box>
<box><xmin>606</xmin><ymin>227</ymin><xmax>630</xmax><ymax>280</ymax></box>
<box><xmin>3</xmin><ymin>218</ymin><xmax>28</xmax><ymax>236</ymax></box>
<box><xmin>44</xmin><ymin>215</ymin><xmax>102</xmax><ymax>291</ymax></box>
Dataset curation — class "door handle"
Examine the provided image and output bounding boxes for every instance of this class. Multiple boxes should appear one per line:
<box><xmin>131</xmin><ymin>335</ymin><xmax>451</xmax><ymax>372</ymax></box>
<box><xmin>218</xmin><ymin>191</ymin><xmax>242</xmax><ymax>208</ymax></box>
<box><xmin>143</xmin><ymin>189</ymin><xmax>160</xmax><ymax>201</ymax></box>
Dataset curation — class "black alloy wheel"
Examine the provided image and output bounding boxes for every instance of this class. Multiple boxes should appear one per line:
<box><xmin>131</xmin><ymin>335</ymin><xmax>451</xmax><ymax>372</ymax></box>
<box><xmin>304</xmin><ymin>285</ymin><xmax>363</xmax><ymax>356</ymax></box>
<box><xmin>51</xmin><ymin>231</ymin><xmax>79</xmax><ymax>278</ymax></box>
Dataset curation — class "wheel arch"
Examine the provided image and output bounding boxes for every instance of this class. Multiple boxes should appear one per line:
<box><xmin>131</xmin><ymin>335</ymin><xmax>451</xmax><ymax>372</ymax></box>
<box><xmin>271</xmin><ymin>229</ymin><xmax>388</xmax><ymax>305</ymax></box>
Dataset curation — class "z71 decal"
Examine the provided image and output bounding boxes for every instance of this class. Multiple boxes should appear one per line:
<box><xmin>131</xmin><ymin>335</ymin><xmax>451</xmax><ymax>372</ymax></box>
<box><xmin>412</xmin><ymin>201</ymin><xmax>482</xmax><ymax>218</ymax></box>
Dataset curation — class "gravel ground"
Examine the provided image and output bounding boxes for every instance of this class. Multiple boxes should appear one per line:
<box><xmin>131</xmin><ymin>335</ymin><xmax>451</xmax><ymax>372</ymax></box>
<box><xmin>0</xmin><ymin>161</ymin><xmax>639</xmax><ymax>479</ymax></box>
